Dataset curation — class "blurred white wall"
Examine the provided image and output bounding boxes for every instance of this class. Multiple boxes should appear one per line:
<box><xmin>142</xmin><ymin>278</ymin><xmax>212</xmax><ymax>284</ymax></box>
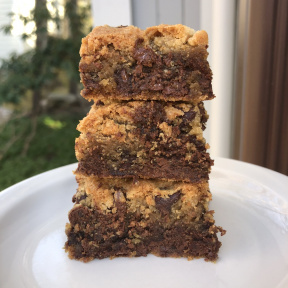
<box><xmin>200</xmin><ymin>0</ymin><xmax>236</xmax><ymax>159</ymax></box>
<box><xmin>88</xmin><ymin>0</ymin><xmax>237</xmax><ymax>159</ymax></box>
<box><xmin>132</xmin><ymin>0</ymin><xmax>201</xmax><ymax>30</ymax></box>
<box><xmin>91</xmin><ymin>0</ymin><xmax>132</xmax><ymax>27</ymax></box>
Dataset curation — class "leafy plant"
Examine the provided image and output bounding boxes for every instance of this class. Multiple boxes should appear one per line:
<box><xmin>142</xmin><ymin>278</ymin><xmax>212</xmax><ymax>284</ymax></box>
<box><xmin>0</xmin><ymin>0</ymin><xmax>91</xmax><ymax>114</ymax></box>
<box><xmin>0</xmin><ymin>112</ymin><xmax>84</xmax><ymax>191</ymax></box>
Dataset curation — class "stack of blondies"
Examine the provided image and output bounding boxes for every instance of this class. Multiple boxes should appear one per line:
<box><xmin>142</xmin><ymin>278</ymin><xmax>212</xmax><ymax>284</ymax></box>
<box><xmin>65</xmin><ymin>24</ymin><xmax>225</xmax><ymax>262</ymax></box>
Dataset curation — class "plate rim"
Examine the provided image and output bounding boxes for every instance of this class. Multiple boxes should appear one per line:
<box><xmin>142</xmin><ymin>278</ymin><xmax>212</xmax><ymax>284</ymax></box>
<box><xmin>0</xmin><ymin>157</ymin><xmax>288</xmax><ymax>288</ymax></box>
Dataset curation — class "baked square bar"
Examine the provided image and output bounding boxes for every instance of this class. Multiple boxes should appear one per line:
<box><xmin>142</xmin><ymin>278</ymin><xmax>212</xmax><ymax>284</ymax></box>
<box><xmin>75</xmin><ymin>99</ymin><xmax>213</xmax><ymax>183</ymax></box>
<box><xmin>80</xmin><ymin>24</ymin><xmax>214</xmax><ymax>102</ymax></box>
<box><xmin>65</xmin><ymin>175</ymin><xmax>225</xmax><ymax>262</ymax></box>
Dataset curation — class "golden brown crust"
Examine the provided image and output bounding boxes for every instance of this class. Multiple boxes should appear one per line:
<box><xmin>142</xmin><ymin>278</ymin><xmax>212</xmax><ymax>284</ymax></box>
<box><xmin>80</xmin><ymin>24</ymin><xmax>208</xmax><ymax>56</ymax></box>
<box><xmin>146</xmin><ymin>24</ymin><xmax>208</xmax><ymax>47</ymax></box>
<box><xmin>79</xmin><ymin>24</ymin><xmax>212</xmax><ymax>102</ymax></box>
<box><xmin>74</xmin><ymin>100</ymin><xmax>212</xmax><ymax>183</ymax></box>
<box><xmin>75</xmin><ymin>174</ymin><xmax>211</xmax><ymax>218</ymax></box>
<box><xmin>80</xmin><ymin>25</ymin><xmax>143</xmax><ymax>56</ymax></box>
<box><xmin>145</xmin><ymin>24</ymin><xmax>195</xmax><ymax>40</ymax></box>
<box><xmin>65</xmin><ymin>175</ymin><xmax>224</xmax><ymax>262</ymax></box>
<box><xmin>76</xmin><ymin>100</ymin><xmax>205</xmax><ymax>138</ymax></box>
<box><xmin>188</xmin><ymin>30</ymin><xmax>208</xmax><ymax>47</ymax></box>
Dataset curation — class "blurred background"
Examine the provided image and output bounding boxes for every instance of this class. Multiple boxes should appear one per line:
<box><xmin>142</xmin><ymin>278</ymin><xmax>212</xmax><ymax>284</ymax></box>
<box><xmin>0</xmin><ymin>0</ymin><xmax>287</xmax><ymax>191</ymax></box>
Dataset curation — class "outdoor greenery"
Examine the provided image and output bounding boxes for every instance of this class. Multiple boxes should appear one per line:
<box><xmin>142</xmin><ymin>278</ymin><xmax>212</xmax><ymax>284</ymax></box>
<box><xmin>0</xmin><ymin>0</ymin><xmax>92</xmax><ymax>190</ymax></box>
<box><xmin>0</xmin><ymin>0</ymin><xmax>91</xmax><ymax>113</ymax></box>
<box><xmin>0</xmin><ymin>112</ymin><xmax>85</xmax><ymax>191</ymax></box>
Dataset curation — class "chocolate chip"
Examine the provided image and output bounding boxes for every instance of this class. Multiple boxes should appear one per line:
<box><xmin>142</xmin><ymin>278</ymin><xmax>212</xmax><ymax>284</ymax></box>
<box><xmin>153</xmin><ymin>31</ymin><xmax>163</xmax><ymax>38</ymax></box>
<box><xmin>198</xmin><ymin>102</ymin><xmax>208</xmax><ymax>130</ymax></box>
<box><xmin>155</xmin><ymin>190</ymin><xmax>182</xmax><ymax>216</ymax></box>
<box><xmin>135</xmin><ymin>38</ymin><xmax>144</xmax><ymax>47</ymax></box>
<box><xmin>73</xmin><ymin>193</ymin><xmax>87</xmax><ymax>204</ymax></box>
<box><xmin>134</xmin><ymin>47</ymin><xmax>159</xmax><ymax>67</ymax></box>
<box><xmin>96</xmin><ymin>100</ymin><xmax>104</xmax><ymax>106</ymax></box>
<box><xmin>183</xmin><ymin>109</ymin><xmax>196</xmax><ymax>121</ymax></box>
<box><xmin>134</xmin><ymin>64</ymin><xmax>143</xmax><ymax>75</ymax></box>
<box><xmin>121</xmin><ymin>69</ymin><xmax>129</xmax><ymax>83</ymax></box>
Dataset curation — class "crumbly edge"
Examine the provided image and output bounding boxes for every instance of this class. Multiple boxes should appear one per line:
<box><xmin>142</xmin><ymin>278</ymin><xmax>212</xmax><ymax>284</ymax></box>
<box><xmin>79</xmin><ymin>25</ymin><xmax>212</xmax><ymax>102</ymax></box>
<box><xmin>74</xmin><ymin>175</ymin><xmax>211</xmax><ymax>216</ymax></box>
<box><xmin>65</xmin><ymin>176</ymin><xmax>225</xmax><ymax>262</ymax></box>
<box><xmin>76</xmin><ymin>100</ymin><xmax>207</xmax><ymax>144</ymax></box>
<box><xmin>74</xmin><ymin>100</ymin><xmax>212</xmax><ymax>182</ymax></box>
<box><xmin>80</xmin><ymin>24</ymin><xmax>208</xmax><ymax>57</ymax></box>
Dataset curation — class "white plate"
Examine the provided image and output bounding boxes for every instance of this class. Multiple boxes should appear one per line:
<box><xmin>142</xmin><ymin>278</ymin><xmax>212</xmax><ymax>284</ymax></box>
<box><xmin>0</xmin><ymin>158</ymin><xmax>288</xmax><ymax>288</ymax></box>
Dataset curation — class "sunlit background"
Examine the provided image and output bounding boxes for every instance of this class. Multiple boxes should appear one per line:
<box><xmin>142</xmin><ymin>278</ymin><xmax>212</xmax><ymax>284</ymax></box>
<box><xmin>0</xmin><ymin>0</ymin><xmax>287</xmax><ymax>191</ymax></box>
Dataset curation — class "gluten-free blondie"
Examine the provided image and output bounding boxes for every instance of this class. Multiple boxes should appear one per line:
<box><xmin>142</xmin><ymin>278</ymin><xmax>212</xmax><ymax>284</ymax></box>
<box><xmin>65</xmin><ymin>24</ymin><xmax>225</xmax><ymax>263</ymax></box>
<box><xmin>65</xmin><ymin>175</ymin><xmax>224</xmax><ymax>262</ymax></box>
<box><xmin>80</xmin><ymin>24</ymin><xmax>213</xmax><ymax>102</ymax></box>
<box><xmin>75</xmin><ymin>100</ymin><xmax>212</xmax><ymax>183</ymax></box>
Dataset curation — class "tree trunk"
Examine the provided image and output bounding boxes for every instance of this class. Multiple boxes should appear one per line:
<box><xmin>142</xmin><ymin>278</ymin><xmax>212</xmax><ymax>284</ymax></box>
<box><xmin>32</xmin><ymin>0</ymin><xmax>48</xmax><ymax>115</ymax></box>
<box><xmin>32</xmin><ymin>88</ymin><xmax>41</xmax><ymax>115</ymax></box>
<box><xmin>66</xmin><ymin>0</ymin><xmax>82</xmax><ymax>98</ymax></box>
<box><xmin>66</xmin><ymin>0</ymin><xmax>82</xmax><ymax>39</ymax></box>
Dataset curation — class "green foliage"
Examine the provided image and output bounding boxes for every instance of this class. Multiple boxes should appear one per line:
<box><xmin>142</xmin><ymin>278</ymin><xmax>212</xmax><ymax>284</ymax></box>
<box><xmin>43</xmin><ymin>116</ymin><xmax>66</xmax><ymax>129</ymax></box>
<box><xmin>0</xmin><ymin>47</ymin><xmax>56</xmax><ymax>104</ymax></box>
<box><xmin>45</xmin><ymin>35</ymin><xmax>81</xmax><ymax>83</ymax></box>
<box><xmin>0</xmin><ymin>0</ymin><xmax>91</xmax><ymax>106</ymax></box>
<box><xmin>0</xmin><ymin>112</ymin><xmax>84</xmax><ymax>191</ymax></box>
<box><xmin>0</xmin><ymin>51</ymin><xmax>34</xmax><ymax>104</ymax></box>
<box><xmin>0</xmin><ymin>1</ymin><xmax>92</xmax><ymax>190</ymax></box>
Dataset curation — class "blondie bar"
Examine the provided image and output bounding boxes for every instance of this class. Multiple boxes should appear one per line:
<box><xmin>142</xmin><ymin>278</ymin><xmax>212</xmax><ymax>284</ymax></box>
<box><xmin>75</xmin><ymin>100</ymin><xmax>213</xmax><ymax>183</ymax></box>
<box><xmin>65</xmin><ymin>175</ymin><xmax>224</xmax><ymax>262</ymax></box>
<box><xmin>65</xmin><ymin>23</ymin><xmax>225</xmax><ymax>263</ymax></box>
<box><xmin>80</xmin><ymin>24</ymin><xmax>213</xmax><ymax>102</ymax></box>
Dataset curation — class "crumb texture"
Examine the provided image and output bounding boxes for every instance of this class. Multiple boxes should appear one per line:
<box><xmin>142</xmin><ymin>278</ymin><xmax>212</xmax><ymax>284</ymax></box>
<box><xmin>65</xmin><ymin>24</ymin><xmax>224</xmax><ymax>263</ymax></box>
<box><xmin>75</xmin><ymin>100</ymin><xmax>212</xmax><ymax>183</ymax></box>
<box><xmin>79</xmin><ymin>24</ymin><xmax>213</xmax><ymax>102</ymax></box>
<box><xmin>65</xmin><ymin>177</ymin><xmax>225</xmax><ymax>262</ymax></box>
